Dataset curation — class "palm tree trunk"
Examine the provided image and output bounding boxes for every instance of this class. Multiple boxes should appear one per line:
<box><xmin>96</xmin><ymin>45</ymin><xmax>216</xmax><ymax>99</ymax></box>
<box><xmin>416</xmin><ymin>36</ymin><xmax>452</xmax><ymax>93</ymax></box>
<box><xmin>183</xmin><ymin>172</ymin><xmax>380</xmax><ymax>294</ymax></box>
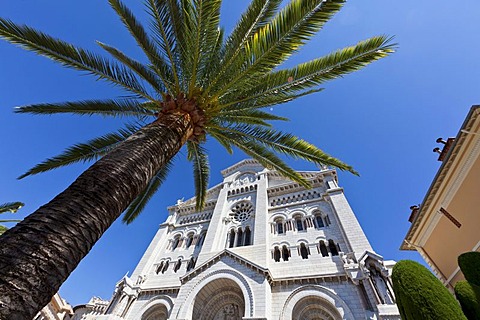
<box><xmin>0</xmin><ymin>113</ymin><xmax>193</xmax><ymax>319</ymax></box>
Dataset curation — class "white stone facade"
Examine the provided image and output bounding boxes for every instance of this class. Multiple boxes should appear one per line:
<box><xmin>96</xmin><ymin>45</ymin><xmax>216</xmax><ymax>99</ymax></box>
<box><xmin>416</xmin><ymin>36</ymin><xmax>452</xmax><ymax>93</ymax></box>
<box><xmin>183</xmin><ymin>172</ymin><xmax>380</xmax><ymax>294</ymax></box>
<box><xmin>86</xmin><ymin>160</ymin><xmax>399</xmax><ymax>319</ymax></box>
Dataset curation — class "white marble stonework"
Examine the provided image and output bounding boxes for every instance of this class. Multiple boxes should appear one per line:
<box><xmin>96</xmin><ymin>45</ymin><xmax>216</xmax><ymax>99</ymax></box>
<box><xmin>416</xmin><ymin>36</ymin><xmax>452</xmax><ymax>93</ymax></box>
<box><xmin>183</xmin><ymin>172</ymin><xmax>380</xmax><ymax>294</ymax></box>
<box><xmin>77</xmin><ymin>160</ymin><xmax>400</xmax><ymax>320</ymax></box>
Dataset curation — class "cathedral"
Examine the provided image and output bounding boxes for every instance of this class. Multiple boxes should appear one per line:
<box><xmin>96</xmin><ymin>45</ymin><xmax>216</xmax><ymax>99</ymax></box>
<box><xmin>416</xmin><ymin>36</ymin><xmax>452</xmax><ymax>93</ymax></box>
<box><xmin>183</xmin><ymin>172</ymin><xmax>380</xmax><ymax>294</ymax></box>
<box><xmin>76</xmin><ymin>159</ymin><xmax>400</xmax><ymax>319</ymax></box>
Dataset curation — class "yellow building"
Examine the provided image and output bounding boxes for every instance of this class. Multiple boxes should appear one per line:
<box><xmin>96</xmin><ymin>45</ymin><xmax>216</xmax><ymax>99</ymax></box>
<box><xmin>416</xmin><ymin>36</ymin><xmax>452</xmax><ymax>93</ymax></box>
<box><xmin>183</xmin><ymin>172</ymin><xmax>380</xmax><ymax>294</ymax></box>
<box><xmin>401</xmin><ymin>105</ymin><xmax>480</xmax><ymax>290</ymax></box>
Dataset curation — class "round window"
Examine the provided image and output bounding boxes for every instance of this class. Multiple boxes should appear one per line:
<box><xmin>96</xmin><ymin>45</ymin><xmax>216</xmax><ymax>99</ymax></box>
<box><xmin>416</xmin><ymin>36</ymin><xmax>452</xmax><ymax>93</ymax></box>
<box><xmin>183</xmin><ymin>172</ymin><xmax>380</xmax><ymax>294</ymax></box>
<box><xmin>230</xmin><ymin>202</ymin><xmax>253</xmax><ymax>222</ymax></box>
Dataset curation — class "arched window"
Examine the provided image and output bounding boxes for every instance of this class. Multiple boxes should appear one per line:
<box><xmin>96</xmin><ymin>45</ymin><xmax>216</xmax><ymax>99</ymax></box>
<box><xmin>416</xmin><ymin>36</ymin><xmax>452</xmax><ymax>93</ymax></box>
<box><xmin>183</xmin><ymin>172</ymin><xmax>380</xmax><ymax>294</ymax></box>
<box><xmin>185</xmin><ymin>234</ymin><xmax>194</xmax><ymax>249</ymax></box>
<box><xmin>228</xmin><ymin>230</ymin><xmax>235</xmax><ymax>248</ymax></box>
<box><xmin>282</xmin><ymin>245</ymin><xmax>290</xmax><ymax>261</ymax></box>
<box><xmin>315</xmin><ymin>215</ymin><xmax>325</xmax><ymax>228</ymax></box>
<box><xmin>186</xmin><ymin>257</ymin><xmax>196</xmax><ymax>272</ymax></box>
<box><xmin>156</xmin><ymin>261</ymin><xmax>164</xmax><ymax>274</ymax></box>
<box><xmin>161</xmin><ymin>261</ymin><xmax>169</xmax><ymax>273</ymax></box>
<box><xmin>174</xmin><ymin>259</ymin><xmax>182</xmax><ymax>273</ymax></box>
<box><xmin>276</xmin><ymin>219</ymin><xmax>284</xmax><ymax>234</ymax></box>
<box><xmin>319</xmin><ymin>241</ymin><xmax>329</xmax><ymax>257</ymax></box>
<box><xmin>244</xmin><ymin>227</ymin><xmax>252</xmax><ymax>246</ymax></box>
<box><xmin>196</xmin><ymin>232</ymin><xmax>206</xmax><ymax>248</ymax></box>
<box><xmin>328</xmin><ymin>239</ymin><xmax>339</xmax><ymax>256</ymax></box>
<box><xmin>236</xmin><ymin>228</ymin><xmax>244</xmax><ymax>247</ymax></box>
<box><xmin>300</xmin><ymin>243</ymin><xmax>309</xmax><ymax>259</ymax></box>
<box><xmin>171</xmin><ymin>235</ymin><xmax>180</xmax><ymax>251</ymax></box>
<box><xmin>273</xmin><ymin>247</ymin><xmax>281</xmax><ymax>262</ymax></box>
<box><xmin>295</xmin><ymin>216</ymin><xmax>305</xmax><ymax>231</ymax></box>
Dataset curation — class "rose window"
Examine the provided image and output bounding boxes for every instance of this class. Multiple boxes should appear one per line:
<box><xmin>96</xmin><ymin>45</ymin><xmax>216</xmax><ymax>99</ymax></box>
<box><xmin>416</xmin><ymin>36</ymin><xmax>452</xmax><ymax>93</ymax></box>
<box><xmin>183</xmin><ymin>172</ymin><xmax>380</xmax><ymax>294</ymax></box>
<box><xmin>230</xmin><ymin>202</ymin><xmax>253</xmax><ymax>222</ymax></box>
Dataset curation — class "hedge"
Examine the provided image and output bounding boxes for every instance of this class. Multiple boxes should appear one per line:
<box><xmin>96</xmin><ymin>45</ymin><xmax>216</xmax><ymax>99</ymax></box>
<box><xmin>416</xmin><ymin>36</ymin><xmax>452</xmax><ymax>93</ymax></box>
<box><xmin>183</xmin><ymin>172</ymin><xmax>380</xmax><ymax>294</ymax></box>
<box><xmin>459</xmin><ymin>252</ymin><xmax>480</xmax><ymax>286</ymax></box>
<box><xmin>392</xmin><ymin>260</ymin><xmax>466</xmax><ymax>320</ymax></box>
<box><xmin>455</xmin><ymin>281</ymin><xmax>480</xmax><ymax>320</ymax></box>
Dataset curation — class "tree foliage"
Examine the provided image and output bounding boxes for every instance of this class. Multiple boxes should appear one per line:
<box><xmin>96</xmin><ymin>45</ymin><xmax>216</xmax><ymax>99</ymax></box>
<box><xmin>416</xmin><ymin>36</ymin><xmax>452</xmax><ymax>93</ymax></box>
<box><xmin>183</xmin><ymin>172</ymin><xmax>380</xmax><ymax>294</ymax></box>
<box><xmin>0</xmin><ymin>0</ymin><xmax>394</xmax><ymax>220</ymax></box>
<box><xmin>0</xmin><ymin>202</ymin><xmax>23</xmax><ymax>235</ymax></box>
<box><xmin>455</xmin><ymin>252</ymin><xmax>480</xmax><ymax>319</ymax></box>
<box><xmin>392</xmin><ymin>260</ymin><xmax>466</xmax><ymax>320</ymax></box>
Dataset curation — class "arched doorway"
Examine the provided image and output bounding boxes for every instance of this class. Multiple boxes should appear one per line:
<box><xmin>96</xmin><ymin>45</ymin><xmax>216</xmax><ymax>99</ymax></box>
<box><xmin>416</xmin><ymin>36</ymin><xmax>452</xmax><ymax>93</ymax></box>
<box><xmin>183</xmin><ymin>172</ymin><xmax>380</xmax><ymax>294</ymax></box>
<box><xmin>192</xmin><ymin>278</ymin><xmax>245</xmax><ymax>320</ymax></box>
<box><xmin>292</xmin><ymin>296</ymin><xmax>342</xmax><ymax>320</ymax></box>
<box><xmin>141</xmin><ymin>303</ymin><xmax>169</xmax><ymax>320</ymax></box>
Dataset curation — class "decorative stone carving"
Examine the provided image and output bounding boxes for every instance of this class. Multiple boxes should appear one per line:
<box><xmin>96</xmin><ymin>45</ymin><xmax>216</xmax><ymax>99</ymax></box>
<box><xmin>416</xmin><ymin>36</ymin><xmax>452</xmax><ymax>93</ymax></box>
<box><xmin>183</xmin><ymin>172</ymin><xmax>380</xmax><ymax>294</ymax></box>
<box><xmin>233</xmin><ymin>173</ymin><xmax>256</xmax><ymax>187</ymax></box>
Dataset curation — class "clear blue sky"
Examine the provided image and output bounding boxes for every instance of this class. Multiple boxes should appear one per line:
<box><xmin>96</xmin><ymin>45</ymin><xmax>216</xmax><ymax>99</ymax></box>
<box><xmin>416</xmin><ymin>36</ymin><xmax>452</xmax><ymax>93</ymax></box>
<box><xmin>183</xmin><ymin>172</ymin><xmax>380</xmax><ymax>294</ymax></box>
<box><xmin>1</xmin><ymin>0</ymin><xmax>479</xmax><ymax>307</ymax></box>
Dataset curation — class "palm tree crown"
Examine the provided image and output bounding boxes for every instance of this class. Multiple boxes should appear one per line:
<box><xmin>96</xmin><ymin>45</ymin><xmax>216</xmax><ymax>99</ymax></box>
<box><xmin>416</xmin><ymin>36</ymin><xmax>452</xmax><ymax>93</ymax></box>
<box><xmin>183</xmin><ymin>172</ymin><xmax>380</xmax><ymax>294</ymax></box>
<box><xmin>0</xmin><ymin>0</ymin><xmax>394</xmax><ymax>222</ymax></box>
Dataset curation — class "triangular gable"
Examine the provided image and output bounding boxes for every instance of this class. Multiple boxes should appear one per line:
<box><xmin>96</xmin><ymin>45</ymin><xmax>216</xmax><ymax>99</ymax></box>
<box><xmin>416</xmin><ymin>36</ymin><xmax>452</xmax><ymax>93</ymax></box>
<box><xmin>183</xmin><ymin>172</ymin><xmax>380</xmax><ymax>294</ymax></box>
<box><xmin>180</xmin><ymin>249</ymin><xmax>273</xmax><ymax>285</ymax></box>
<box><xmin>221</xmin><ymin>159</ymin><xmax>265</xmax><ymax>177</ymax></box>
<box><xmin>358</xmin><ymin>250</ymin><xmax>384</xmax><ymax>264</ymax></box>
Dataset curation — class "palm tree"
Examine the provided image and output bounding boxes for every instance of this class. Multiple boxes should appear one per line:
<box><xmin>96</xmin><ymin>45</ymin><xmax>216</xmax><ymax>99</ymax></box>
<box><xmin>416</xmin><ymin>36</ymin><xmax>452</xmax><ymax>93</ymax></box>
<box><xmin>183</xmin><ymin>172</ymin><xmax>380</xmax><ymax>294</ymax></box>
<box><xmin>0</xmin><ymin>0</ymin><xmax>394</xmax><ymax>317</ymax></box>
<box><xmin>0</xmin><ymin>202</ymin><xmax>23</xmax><ymax>236</ymax></box>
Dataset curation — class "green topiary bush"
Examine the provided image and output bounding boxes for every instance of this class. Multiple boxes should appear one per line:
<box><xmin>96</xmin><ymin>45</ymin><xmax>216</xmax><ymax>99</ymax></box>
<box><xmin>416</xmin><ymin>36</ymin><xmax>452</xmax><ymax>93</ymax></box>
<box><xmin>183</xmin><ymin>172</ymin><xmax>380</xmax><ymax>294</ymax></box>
<box><xmin>455</xmin><ymin>281</ymin><xmax>480</xmax><ymax>320</ymax></box>
<box><xmin>459</xmin><ymin>252</ymin><xmax>480</xmax><ymax>286</ymax></box>
<box><xmin>392</xmin><ymin>260</ymin><xmax>466</xmax><ymax>320</ymax></box>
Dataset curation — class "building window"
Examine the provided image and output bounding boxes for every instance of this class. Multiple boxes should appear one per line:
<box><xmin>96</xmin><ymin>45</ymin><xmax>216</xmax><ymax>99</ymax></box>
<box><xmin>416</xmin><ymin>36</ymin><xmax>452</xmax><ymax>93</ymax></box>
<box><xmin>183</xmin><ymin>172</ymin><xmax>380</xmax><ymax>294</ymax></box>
<box><xmin>296</xmin><ymin>217</ymin><xmax>305</xmax><ymax>231</ymax></box>
<box><xmin>230</xmin><ymin>201</ymin><xmax>254</xmax><ymax>223</ymax></box>
<box><xmin>244</xmin><ymin>227</ymin><xmax>252</xmax><ymax>246</ymax></box>
<box><xmin>196</xmin><ymin>232</ymin><xmax>206</xmax><ymax>248</ymax></box>
<box><xmin>171</xmin><ymin>236</ymin><xmax>181</xmax><ymax>251</ymax></box>
<box><xmin>319</xmin><ymin>241</ymin><xmax>329</xmax><ymax>257</ymax></box>
<box><xmin>315</xmin><ymin>215</ymin><xmax>325</xmax><ymax>228</ymax></box>
<box><xmin>328</xmin><ymin>239</ymin><xmax>339</xmax><ymax>256</ymax></box>
<box><xmin>185</xmin><ymin>234</ymin><xmax>194</xmax><ymax>249</ymax></box>
<box><xmin>156</xmin><ymin>262</ymin><xmax>164</xmax><ymax>274</ymax></box>
<box><xmin>282</xmin><ymin>245</ymin><xmax>290</xmax><ymax>261</ymax></box>
<box><xmin>300</xmin><ymin>243</ymin><xmax>310</xmax><ymax>259</ymax></box>
<box><xmin>277</xmin><ymin>222</ymin><xmax>284</xmax><ymax>234</ymax></box>
<box><xmin>236</xmin><ymin>228</ymin><xmax>244</xmax><ymax>247</ymax></box>
<box><xmin>174</xmin><ymin>259</ymin><xmax>182</xmax><ymax>273</ymax></box>
<box><xmin>228</xmin><ymin>230</ymin><xmax>235</xmax><ymax>248</ymax></box>
<box><xmin>162</xmin><ymin>261</ymin><xmax>169</xmax><ymax>273</ymax></box>
<box><xmin>186</xmin><ymin>257</ymin><xmax>197</xmax><ymax>271</ymax></box>
<box><xmin>273</xmin><ymin>247</ymin><xmax>281</xmax><ymax>262</ymax></box>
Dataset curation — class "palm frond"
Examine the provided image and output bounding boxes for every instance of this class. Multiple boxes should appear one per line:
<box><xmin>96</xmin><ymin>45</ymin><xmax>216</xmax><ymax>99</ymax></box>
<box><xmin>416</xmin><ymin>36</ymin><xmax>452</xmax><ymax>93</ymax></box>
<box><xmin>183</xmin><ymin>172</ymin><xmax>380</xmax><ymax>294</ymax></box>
<box><xmin>122</xmin><ymin>158</ymin><xmax>174</xmax><ymax>224</ymax></box>
<box><xmin>97</xmin><ymin>41</ymin><xmax>167</xmax><ymax>95</ymax></box>
<box><xmin>15</xmin><ymin>99</ymin><xmax>155</xmax><ymax>118</ymax></box>
<box><xmin>214</xmin><ymin>0</ymin><xmax>345</xmax><ymax>97</ymax></box>
<box><xmin>209</xmin><ymin>130</ymin><xmax>233</xmax><ymax>154</ymax></box>
<box><xmin>209</xmin><ymin>128</ymin><xmax>310</xmax><ymax>187</ymax></box>
<box><xmin>146</xmin><ymin>0</ymin><xmax>180</xmax><ymax>90</ymax></box>
<box><xmin>221</xmin><ymin>88</ymin><xmax>323</xmax><ymax>112</ymax></box>
<box><xmin>249</xmin><ymin>36</ymin><xmax>396</xmax><ymax>97</ymax></box>
<box><xmin>19</xmin><ymin>124</ymin><xmax>140</xmax><ymax>179</ymax></box>
<box><xmin>217</xmin><ymin>109</ymin><xmax>288</xmax><ymax>126</ymax></box>
<box><xmin>108</xmin><ymin>0</ymin><xmax>175</xmax><ymax>94</ymax></box>
<box><xmin>0</xmin><ymin>18</ymin><xmax>153</xmax><ymax>100</ymax></box>
<box><xmin>197</xmin><ymin>27</ymin><xmax>224</xmax><ymax>88</ymax></box>
<box><xmin>0</xmin><ymin>202</ymin><xmax>24</xmax><ymax>214</ymax></box>
<box><xmin>180</xmin><ymin>0</ymin><xmax>222</xmax><ymax>92</ymax></box>
<box><xmin>187</xmin><ymin>142</ymin><xmax>210</xmax><ymax>210</ymax></box>
<box><xmin>204</xmin><ymin>0</ymin><xmax>282</xmax><ymax>95</ymax></box>
<box><xmin>220</xmin><ymin>125</ymin><xmax>357</xmax><ymax>174</ymax></box>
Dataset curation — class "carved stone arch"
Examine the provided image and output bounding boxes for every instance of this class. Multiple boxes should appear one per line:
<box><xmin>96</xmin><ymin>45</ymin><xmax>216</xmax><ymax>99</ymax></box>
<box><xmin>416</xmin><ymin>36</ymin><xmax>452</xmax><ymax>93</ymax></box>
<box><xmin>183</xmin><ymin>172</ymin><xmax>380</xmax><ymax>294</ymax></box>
<box><xmin>139</xmin><ymin>295</ymin><xmax>173</xmax><ymax>320</ymax></box>
<box><xmin>296</xmin><ymin>238</ymin><xmax>309</xmax><ymax>244</ymax></box>
<box><xmin>290</xmin><ymin>209</ymin><xmax>307</xmax><ymax>218</ymax></box>
<box><xmin>280</xmin><ymin>285</ymin><xmax>355</xmax><ymax>320</ymax></box>
<box><xmin>171</xmin><ymin>230</ymin><xmax>184</xmax><ymax>238</ymax></box>
<box><xmin>278</xmin><ymin>241</ymin><xmax>291</xmax><ymax>247</ymax></box>
<box><xmin>175</xmin><ymin>269</ymin><xmax>254</xmax><ymax>319</ymax></box>
<box><xmin>270</xmin><ymin>212</ymin><xmax>288</xmax><ymax>222</ymax></box>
